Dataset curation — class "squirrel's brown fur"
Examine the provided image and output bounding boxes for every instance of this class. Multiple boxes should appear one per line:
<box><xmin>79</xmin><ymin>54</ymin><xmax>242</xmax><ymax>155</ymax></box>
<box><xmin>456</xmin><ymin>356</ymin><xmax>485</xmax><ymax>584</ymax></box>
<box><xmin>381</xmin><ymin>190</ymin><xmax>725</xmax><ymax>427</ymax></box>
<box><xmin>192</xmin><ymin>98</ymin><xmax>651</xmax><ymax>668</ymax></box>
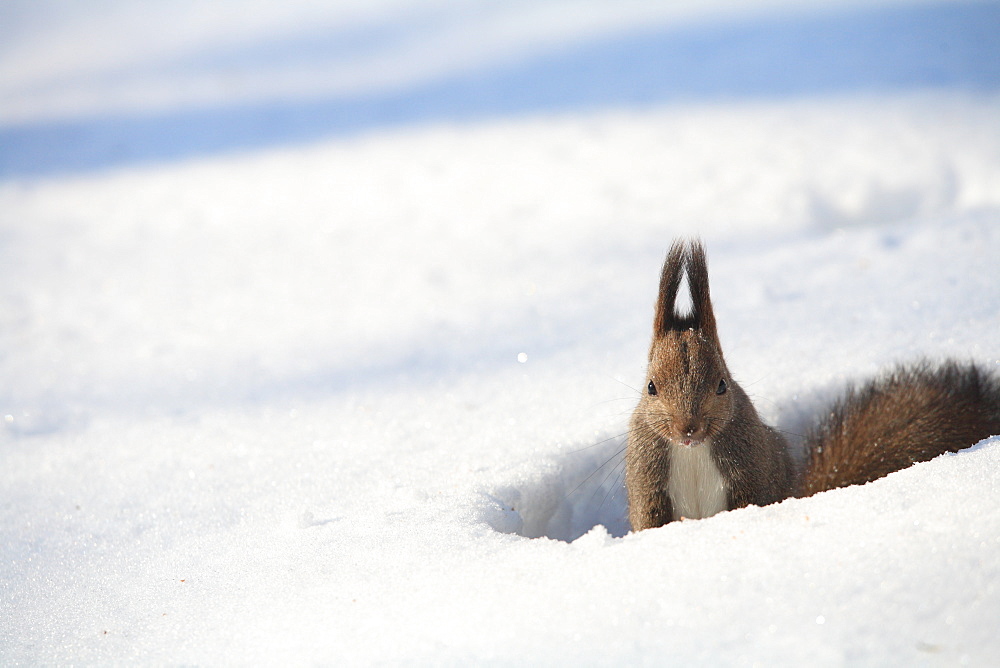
<box><xmin>626</xmin><ymin>239</ymin><xmax>1000</xmax><ymax>531</ymax></box>
<box><xmin>625</xmin><ymin>240</ymin><xmax>794</xmax><ymax>531</ymax></box>
<box><xmin>799</xmin><ymin>361</ymin><xmax>1000</xmax><ymax>496</ymax></box>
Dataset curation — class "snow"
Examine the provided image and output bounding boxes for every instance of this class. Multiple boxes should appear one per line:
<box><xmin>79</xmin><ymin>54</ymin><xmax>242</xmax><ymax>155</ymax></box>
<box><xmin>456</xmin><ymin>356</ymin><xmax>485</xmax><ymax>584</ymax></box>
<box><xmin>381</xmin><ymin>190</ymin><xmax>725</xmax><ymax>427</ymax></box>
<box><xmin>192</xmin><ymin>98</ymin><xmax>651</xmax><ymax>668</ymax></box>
<box><xmin>2</xmin><ymin>0</ymin><xmax>1000</xmax><ymax>664</ymax></box>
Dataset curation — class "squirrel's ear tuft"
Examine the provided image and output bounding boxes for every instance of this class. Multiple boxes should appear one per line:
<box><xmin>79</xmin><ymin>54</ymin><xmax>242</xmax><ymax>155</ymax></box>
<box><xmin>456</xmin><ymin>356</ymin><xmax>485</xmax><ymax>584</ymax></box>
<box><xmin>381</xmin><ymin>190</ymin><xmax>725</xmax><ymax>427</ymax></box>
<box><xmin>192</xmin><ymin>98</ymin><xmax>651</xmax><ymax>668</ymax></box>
<box><xmin>653</xmin><ymin>238</ymin><xmax>720</xmax><ymax>340</ymax></box>
<box><xmin>653</xmin><ymin>240</ymin><xmax>686</xmax><ymax>335</ymax></box>
<box><xmin>686</xmin><ymin>239</ymin><xmax>719</xmax><ymax>342</ymax></box>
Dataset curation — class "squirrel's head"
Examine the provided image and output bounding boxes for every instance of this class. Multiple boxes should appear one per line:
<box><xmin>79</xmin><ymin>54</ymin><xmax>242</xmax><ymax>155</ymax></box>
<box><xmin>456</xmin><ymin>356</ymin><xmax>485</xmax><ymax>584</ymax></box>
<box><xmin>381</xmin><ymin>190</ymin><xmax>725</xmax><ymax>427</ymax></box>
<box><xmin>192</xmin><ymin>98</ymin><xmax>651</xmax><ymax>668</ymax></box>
<box><xmin>636</xmin><ymin>239</ymin><xmax>735</xmax><ymax>447</ymax></box>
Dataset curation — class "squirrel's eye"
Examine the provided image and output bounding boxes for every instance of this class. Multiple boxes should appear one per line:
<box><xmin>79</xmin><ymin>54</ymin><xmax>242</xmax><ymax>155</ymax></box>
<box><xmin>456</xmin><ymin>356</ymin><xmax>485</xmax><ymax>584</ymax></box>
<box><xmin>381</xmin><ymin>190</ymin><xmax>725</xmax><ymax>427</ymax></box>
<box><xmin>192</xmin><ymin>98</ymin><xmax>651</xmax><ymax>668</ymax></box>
<box><xmin>647</xmin><ymin>381</ymin><xmax>657</xmax><ymax>396</ymax></box>
<box><xmin>716</xmin><ymin>378</ymin><xmax>728</xmax><ymax>395</ymax></box>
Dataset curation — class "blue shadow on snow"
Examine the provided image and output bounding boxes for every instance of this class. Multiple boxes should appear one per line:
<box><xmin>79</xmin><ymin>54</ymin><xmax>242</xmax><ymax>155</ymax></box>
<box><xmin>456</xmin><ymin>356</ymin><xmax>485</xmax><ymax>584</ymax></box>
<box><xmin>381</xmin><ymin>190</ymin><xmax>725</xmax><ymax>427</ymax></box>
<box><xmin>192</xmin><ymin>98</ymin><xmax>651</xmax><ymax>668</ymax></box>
<box><xmin>1</xmin><ymin>1</ymin><xmax>998</xmax><ymax>178</ymax></box>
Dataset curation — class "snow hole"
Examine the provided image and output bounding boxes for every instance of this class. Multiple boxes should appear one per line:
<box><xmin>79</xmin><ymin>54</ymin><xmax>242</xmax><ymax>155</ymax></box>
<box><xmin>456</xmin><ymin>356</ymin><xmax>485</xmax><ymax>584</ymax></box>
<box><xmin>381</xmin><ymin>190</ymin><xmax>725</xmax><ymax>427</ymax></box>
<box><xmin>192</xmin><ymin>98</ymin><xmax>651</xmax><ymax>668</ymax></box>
<box><xmin>483</xmin><ymin>437</ymin><xmax>630</xmax><ymax>542</ymax></box>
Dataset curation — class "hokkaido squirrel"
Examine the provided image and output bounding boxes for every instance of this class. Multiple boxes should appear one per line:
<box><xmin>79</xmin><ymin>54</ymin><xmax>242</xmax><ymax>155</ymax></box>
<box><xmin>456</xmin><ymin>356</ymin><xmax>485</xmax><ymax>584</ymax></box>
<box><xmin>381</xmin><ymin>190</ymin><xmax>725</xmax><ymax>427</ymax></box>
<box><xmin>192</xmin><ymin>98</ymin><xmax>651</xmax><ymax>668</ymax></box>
<box><xmin>625</xmin><ymin>239</ymin><xmax>1000</xmax><ymax>531</ymax></box>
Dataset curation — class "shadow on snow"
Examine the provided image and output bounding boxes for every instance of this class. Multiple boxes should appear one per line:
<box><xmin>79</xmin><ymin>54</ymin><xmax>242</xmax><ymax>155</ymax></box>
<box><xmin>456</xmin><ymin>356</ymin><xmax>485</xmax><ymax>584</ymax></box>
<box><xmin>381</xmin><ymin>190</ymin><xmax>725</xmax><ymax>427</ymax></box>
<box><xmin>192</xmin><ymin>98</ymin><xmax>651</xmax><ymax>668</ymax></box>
<box><xmin>2</xmin><ymin>1</ymin><xmax>999</xmax><ymax>178</ymax></box>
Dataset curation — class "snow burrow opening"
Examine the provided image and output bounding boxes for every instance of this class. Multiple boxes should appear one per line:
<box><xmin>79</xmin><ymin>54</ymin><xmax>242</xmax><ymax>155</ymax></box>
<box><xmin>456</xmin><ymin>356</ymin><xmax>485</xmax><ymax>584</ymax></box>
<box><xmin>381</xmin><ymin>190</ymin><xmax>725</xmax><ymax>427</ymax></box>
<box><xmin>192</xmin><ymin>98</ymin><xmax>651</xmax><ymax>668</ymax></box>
<box><xmin>482</xmin><ymin>437</ymin><xmax>630</xmax><ymax>542</ymax></box>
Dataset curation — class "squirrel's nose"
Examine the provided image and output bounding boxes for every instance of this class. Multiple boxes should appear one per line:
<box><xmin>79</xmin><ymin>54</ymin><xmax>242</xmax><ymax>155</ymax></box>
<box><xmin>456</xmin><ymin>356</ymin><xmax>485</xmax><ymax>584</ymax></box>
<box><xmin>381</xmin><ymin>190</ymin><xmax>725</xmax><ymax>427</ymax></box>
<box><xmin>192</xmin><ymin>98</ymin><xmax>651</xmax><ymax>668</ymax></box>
<box><xmin>677</xmin><ymin>422</ymin><xmax>704</xmax><ymax>445</ymax></box>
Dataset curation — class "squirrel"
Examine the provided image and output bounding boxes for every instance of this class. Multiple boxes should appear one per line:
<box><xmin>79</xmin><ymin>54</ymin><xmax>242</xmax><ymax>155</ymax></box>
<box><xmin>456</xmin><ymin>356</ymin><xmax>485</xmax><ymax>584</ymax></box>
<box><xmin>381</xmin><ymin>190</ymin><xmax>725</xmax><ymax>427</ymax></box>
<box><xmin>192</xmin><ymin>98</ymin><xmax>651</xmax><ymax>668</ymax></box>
<box><xmin>625</xmin><ymin>238</ymin><xmax>1000</xmax><ymax>532</ymax></box>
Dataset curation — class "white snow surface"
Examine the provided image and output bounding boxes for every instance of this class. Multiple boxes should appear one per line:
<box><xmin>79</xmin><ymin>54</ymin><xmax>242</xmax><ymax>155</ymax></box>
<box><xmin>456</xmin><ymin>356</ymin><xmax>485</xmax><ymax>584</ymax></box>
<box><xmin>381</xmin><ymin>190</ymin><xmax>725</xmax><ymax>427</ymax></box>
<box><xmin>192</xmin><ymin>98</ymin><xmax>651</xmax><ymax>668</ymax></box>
<box><xmin>2</xmin><ymin>1</ymin><xmax>1000</xmax><ymax>664</ymax></box>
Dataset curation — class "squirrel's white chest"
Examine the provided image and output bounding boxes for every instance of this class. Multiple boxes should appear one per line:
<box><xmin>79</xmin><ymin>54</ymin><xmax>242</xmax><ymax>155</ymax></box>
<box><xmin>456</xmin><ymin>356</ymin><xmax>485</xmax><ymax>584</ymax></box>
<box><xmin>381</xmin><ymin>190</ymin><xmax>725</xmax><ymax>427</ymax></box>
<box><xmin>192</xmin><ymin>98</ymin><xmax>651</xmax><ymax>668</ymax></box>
<box><xmin>668</xmin><ymin>442</ymin><xmax>728</xmax><ymax>520</ymax></box>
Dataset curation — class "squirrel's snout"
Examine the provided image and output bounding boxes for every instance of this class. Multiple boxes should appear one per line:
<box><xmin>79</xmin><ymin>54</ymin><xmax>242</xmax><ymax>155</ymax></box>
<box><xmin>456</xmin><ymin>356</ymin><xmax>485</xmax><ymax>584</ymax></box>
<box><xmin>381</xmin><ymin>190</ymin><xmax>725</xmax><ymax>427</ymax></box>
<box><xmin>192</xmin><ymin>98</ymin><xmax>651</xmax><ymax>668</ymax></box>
<box><xmin>675</xmin><ymin>421</ymin><xmax>707</xmax><ymax>446</ymax></box>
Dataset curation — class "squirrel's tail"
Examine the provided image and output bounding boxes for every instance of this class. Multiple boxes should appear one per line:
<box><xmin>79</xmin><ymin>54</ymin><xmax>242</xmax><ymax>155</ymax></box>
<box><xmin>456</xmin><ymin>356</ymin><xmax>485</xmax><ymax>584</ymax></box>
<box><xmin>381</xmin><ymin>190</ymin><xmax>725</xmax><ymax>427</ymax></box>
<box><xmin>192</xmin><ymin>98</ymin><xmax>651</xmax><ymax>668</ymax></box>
<box><xmin>799</xmin><ymin>360</ymin><xmax>1000</xmax><ymax>497</ymax></box>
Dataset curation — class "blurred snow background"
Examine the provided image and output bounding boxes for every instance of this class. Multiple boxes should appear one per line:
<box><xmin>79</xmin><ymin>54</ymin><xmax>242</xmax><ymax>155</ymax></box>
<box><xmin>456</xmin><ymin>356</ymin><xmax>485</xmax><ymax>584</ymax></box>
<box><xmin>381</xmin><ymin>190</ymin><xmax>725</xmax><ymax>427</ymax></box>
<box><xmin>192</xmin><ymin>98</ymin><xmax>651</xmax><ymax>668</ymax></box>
<box><xmin>1</xmin><ymin>0</ymin><xmax>999</xmax><ymax>664</ymax></box>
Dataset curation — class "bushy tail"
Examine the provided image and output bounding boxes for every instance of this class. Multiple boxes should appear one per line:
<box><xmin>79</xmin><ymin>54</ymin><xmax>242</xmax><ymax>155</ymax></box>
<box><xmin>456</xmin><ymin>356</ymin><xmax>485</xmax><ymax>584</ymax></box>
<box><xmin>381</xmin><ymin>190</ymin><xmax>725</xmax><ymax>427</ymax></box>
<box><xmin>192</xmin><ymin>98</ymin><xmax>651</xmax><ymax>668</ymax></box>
<box><xmin>799</xmin><ymin>360</ymin><xmax>1000</xmax><ymax>497</ymax></box>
